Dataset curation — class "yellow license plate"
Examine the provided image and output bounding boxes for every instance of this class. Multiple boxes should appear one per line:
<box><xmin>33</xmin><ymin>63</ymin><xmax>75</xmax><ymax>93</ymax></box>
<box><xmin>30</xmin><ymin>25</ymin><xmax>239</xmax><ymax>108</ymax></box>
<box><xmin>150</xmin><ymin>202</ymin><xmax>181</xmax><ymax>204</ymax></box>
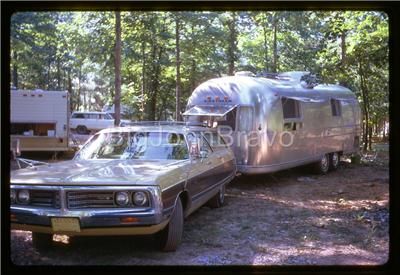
<box><xmin>51</xmin><ymin>218</ymin><xmax>81</xmax><ymax>232</ymax></box>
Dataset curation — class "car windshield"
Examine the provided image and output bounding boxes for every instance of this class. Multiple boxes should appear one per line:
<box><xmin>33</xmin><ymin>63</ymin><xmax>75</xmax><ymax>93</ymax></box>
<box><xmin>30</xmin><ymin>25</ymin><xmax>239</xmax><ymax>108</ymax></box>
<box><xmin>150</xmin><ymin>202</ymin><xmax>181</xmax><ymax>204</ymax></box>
<box><xmin>75</xmin><ymin>131</ymin><xmax>189</xmax><ymax>160</ymax></box>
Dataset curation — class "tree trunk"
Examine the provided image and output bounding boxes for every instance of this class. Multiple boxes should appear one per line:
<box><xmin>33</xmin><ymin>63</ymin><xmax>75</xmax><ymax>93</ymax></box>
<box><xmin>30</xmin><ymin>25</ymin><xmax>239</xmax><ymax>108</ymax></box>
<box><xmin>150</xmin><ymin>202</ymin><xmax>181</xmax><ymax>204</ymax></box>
<box><xmin>190</xmin><ymin>59</ymin><xmax>196</xmax><ymax>92</ymax></box>
<box><xmin>47</xmin><ymin>61</ymin><xmax>51</xmax><ymax>90</ymax></box>
<box><xmin>57</xmin><ymin>57</ymin><xmax>61</xmax><ymax>90</ymax></box>
<box><xmin>359</xmin><ymin>62</ymin><xmax>370</xmax><ymax>151</ymax></box>
<box><xmin>141</xmin><ymin>40</ymin><xmax>146</xmax><ymax>120</ymax></box>
<box><xmin>12</xmin><ymin>51</ymin><xmax>18</xmax><ymax>89</ymax></box>
<box><xmin>382</xmin><ymin>119</ymin><xmax>386</xmax><ymax>139</ymax></box>
<box><xmin>227</xmin><ymin>13</ymin><xmax>237</xmax><ymax>76</ymax></box>
<box><xmin>114</xmin><ymin>11</ymin><xmax>122</xmax><ymax>126</ymax></box>
<box><xmin>368</xmin><ymin>125</ymin><xmax>373</xmax><ymax>150</ymax></box>
<box><xmin>175</xmin><ymin>16</ymin><xmax>182</xmax><ymax>121</ymax></box>
<box><xmin>78</xmin><ymin>66</ymin><xmax>83</xmax><ymax>110</ymax></box>
<box><xmin>67</xmin><ymin>70</ymin><xmax>73</xmax><ymax>112</ymax></box>
<box><xmin>272</xmin><ymin>13</ymin><xmax>278</xmax><ymax>73</ymax></box>
<box><xmin>341</xmin><ymin>30</ymin><xmax>346</xmax><ymax>66</ymax></box>
<box><xmin>262</xmin><ymin>16</ymin><xmax>269</xmax><ymax>71</ymax></box>
<box><xmin>148</xmin><ymin>43</ymin><xmax>164</xmax><ymax>121</ymax></box>
<box><xmin>189</xmin><ymin>24</ymin><xmax>197</xmax><ymax>93</ymax></box>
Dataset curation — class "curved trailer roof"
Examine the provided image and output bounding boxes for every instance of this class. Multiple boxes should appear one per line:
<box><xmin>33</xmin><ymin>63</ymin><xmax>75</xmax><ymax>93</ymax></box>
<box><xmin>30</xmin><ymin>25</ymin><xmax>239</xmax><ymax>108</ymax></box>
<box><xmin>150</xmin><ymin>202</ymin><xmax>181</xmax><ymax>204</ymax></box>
<box><xmin>186</xmin><ymin>73</ymin><xmax>356</xmax><ymax>108</ymax></box>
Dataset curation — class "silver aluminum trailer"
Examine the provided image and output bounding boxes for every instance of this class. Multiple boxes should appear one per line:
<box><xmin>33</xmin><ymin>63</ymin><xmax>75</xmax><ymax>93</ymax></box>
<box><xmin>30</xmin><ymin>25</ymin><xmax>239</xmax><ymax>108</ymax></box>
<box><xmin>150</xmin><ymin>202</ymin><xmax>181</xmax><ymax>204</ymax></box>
<box><xmin>183</xmin><ymin>72</ymin><xmax>362</xmax><ymax>175</ymax></box>
<box><xmin>10</xmin><ymin>89</ymin><xmax>70</xmax><ymax>152</ymax></box>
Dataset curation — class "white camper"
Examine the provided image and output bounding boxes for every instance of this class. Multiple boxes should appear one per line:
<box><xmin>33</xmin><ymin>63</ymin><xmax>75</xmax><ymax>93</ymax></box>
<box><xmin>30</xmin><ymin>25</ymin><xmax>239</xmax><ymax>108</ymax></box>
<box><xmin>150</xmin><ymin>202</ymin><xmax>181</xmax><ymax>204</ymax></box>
<box><xmin>183</xmin><ymin>72</ymin><xmax>362</xmax><ymax>175</ymax></box>
<box><xmin>10</xmin><ymin>89</ymin><xmax>70</xmax><ymax>152</ymax></box>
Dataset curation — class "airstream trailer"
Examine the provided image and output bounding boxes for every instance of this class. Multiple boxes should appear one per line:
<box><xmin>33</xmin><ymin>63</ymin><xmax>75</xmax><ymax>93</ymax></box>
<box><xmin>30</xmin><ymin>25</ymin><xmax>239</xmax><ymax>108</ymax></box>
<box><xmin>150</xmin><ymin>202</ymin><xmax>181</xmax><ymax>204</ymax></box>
<box><xmin>183</xmin><ymin>72</ymin><xmax>362</xmax><ymax>175</ymax></box>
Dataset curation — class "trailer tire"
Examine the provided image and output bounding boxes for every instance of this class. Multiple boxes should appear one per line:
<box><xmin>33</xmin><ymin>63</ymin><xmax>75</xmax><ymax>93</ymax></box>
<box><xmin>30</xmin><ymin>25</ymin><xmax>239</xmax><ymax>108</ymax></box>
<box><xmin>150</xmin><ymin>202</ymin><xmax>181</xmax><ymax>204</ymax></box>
<box><xmin>207</xmin><ymin>184</ymin><xmax>225</xmax><ymax>208</ymax></box>
<box><xmin>329</xmin><ymin>152</ymin><xmax>340</xmax><ymax>171</ymax></box>
<box><xmin>32</xmin><ymin>233</ymin><xmax>53</xmax><ymax>251</ymax></box>
<box><xmin>314</xmin><ymin>154</ymin><xmax>330</xmax><ymax>174</ymax></box>
<box><xmin>76</xmin><ymin>125</ymin><xmax>88</xmax><ymax>135</ymax></box>
<box><xmin>157</xmin><ymin>198</ymin><xmax>183</xmax><ymax>252</ymax></box>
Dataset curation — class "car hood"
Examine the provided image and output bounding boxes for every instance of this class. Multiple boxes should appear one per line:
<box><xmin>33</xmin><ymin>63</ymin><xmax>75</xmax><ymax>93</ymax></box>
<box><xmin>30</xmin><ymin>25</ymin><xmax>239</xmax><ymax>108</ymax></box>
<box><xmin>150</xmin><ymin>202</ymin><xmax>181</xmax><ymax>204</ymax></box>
<box><xmin>11</xmin><ymin>159</ymin><xmax>188</xmax><ymax>186</ymax></box>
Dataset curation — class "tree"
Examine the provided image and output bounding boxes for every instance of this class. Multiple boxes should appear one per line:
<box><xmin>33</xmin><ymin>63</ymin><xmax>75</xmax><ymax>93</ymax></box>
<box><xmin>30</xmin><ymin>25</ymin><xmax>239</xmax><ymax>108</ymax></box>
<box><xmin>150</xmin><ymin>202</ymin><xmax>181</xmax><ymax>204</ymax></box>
<box><xmin>114</xmin><ymin>11</ymin><xmax>121</xmax><ymax>126</ymax></box>
<box><xmin>175</xmin><ymin>14</ymin><xmax>182</xmax><ymax>121</ymax></box>
<box><xmin>10</xmin><ymin>11</ymin><xmax>388</xmax><ymax>145</ymax></box>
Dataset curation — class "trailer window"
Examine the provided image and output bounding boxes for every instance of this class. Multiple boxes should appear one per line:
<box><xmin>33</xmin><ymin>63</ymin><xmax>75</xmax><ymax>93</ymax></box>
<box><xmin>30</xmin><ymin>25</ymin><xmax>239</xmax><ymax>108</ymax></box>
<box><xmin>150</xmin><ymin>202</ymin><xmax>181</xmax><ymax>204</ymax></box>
<box><xmin>331</xmin><ymin>99</ymin><xmax>342</xmax><ymax>116</ymax></box>
<box><xmin>282</xmin><ymin>98</ymin><xmax>301</xmax><ymax>119</ymax></box>
<box><xmin>237</xmin><ymin>106</ymin><xmax>253</xmax><ymax>131</ymax></box>
<box><xmin>217</xmin><ymin>108</ymin><xmax>236</xmax><ymax>130</ymax></box>
<box><xmin>11</xmin><ymin>122</ymin><xmax>56</xmax><ymax>136</ymax></box>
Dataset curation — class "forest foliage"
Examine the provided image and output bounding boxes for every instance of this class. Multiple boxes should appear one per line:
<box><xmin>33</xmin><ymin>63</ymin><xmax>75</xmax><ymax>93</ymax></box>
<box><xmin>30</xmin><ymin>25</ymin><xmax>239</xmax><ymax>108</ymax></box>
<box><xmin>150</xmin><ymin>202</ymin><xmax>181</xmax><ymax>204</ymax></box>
<box><xmin>10</xmin><ymin>11</ymin><xmax>388</xmax><ymax>149</ymax></box>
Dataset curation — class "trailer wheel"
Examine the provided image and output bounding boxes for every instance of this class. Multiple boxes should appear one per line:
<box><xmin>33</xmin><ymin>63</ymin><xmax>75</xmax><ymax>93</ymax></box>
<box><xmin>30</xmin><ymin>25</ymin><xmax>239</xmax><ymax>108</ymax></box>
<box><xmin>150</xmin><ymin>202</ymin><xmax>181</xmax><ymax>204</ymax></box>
<box><xmin>76</xmin><ymin>125</ymin><xmax>88</xmax><ymax>135</ymax></box>
<box><xmin>32</xmin><ymin>232</ymin><xmax>53</xmax><ymax>251</ymax></box>
<box><xmin>314</xmin><ymin>154</ymin><xmax>330</xmax><ymax>174</ymax></box>
<box><xmin>329</xmin><ymin>152</ymin><xmax>340</xmax><ymax>171</ymax></box>
<box><xmin>207</xmin><ymin>184</ymin><xmax>225</xmax><ymax>208</ymax></box>
<box><xmin>156</xmin><ymin>197</ymin><xmax>183</xmax><ymax>252</ymax></box>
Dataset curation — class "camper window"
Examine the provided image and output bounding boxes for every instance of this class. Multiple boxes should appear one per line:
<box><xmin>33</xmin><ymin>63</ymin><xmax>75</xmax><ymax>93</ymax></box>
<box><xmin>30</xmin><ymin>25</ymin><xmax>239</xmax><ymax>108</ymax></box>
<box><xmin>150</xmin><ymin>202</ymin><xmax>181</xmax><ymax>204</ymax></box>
<box><xmin>282</xmin><ymin>98</ymin><xmax>301</xmax><ymax>119</ymax></box>
<box><xmin>331</xmin><ymin>99</ymin><xmax>342</xmax><ymax>117</ymax></box>
<box><xmin>11</xmin><ymin>122</ymin><xmax>56</xmax><ymax>136</ymax></box>
<box><xmin>237</xmin><ymin>106</ymin><xmax>253</xmax><ymax>132</ymax></box>
<box><xmin>217</xmin><ymin>108</ymin><xmax>237</xmax><ymax>130</ymax></box>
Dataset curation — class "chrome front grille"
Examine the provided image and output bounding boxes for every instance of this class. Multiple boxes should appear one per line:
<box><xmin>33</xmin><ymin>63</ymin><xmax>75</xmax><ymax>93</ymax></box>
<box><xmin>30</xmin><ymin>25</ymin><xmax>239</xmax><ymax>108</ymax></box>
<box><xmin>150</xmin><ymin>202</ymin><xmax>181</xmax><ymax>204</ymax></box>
<box><xmin>30</xmin><ymin>190</ymin><xmax>61</xmax><ymax>208</ymax></box>
<box><xmin>67</xmin><ymin>191</ymin><xmax>116</xmax><ymax>209</ymax></box>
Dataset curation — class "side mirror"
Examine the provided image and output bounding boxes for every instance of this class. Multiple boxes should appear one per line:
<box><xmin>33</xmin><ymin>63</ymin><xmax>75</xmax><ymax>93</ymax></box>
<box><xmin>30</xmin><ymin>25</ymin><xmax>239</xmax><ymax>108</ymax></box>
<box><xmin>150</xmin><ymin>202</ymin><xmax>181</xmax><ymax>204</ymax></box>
<box><xmin>199</xmin><ymin>150</ymin><xmax>208</xmax><ymax>159</ymax></box>
<box><xmin>74</xmin><ymin>152</ymin><xmax>81</xmax><ymax>159</ymax></box>
<box><xmin>189</xmin><ymin>140</ymin><xmax>201</xmax><ymax>160</ymax></box>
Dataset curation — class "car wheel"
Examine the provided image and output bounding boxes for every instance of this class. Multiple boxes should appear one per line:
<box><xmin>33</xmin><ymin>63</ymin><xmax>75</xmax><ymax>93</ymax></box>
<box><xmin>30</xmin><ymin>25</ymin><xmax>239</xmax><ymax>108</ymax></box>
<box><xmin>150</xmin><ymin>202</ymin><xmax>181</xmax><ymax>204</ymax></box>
<box><xmin>76</xmin><ymin>125</ymin><xmax>88</xmax><ymax>135</ymax></box>
<box><xmin>157</xmin><ymin>197</ymin><xmax>183</xmax><ymax>252</ymax></box>
<box><xmin>314</xmin><ymin>153</ymin><xmax>330</xmax><ymax>174</ymax></box>
<box><xmin>32</xmin><ymin>232</ymin><xmax>53</xmax><ymax>251</ymax></box>
<box><xmin>207</xmin><ymin>184</ymin><xmax>225</xmax><ymax>208</ymax></box>
<box><xmin>329</xmin><ymin>152</ymin><xmax>340</xmax><ymax>171</ymax></box>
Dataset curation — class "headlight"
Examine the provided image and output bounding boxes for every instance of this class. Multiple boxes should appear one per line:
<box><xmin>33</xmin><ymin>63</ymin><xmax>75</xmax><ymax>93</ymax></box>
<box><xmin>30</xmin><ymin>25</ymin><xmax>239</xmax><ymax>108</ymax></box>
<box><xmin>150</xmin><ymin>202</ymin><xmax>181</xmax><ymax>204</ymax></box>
<box><xmin>10</xmin><ymin>189</ymin><xmax>16</xmax><ymax>204</ymax></box>
<box><xmin>115</xmin><ymin>191</ymin><xmax>130</xmax><ymax>206</ymax></box>
<box><xmin>17</xmin><ymin>190</ymin><xmax>30</xmax><ymax>204</ymax></box>
<box><xmin>132</xmin><ymin>191</ymin><xmax>148</xmax><ymax>206</ymax></box>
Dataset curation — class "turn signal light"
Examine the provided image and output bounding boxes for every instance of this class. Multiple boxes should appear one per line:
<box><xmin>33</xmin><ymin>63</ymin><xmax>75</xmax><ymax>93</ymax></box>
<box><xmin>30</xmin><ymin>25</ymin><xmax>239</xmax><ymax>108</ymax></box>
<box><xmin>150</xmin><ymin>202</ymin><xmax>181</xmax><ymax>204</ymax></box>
<box><xmin>120</xmin><ymin>217</ymin><xmax>139</xmax><ymax>224</ymax></box>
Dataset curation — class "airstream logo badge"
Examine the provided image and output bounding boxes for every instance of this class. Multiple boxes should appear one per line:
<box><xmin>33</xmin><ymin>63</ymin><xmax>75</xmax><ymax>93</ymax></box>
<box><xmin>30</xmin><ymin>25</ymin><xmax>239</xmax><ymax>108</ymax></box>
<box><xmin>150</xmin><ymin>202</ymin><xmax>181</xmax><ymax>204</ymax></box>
<box><xmin>203</xmin><ymin>98</ymin><xmax>232</xmax><ymax>103</ymax></box>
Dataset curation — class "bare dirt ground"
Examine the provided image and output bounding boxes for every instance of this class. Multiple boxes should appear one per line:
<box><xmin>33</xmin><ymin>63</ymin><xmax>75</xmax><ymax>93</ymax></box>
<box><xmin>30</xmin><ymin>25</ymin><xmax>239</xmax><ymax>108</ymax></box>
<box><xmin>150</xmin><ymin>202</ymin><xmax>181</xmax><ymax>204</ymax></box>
<box><xmin>10</xmin><ymin>155</ymin><xmax>389</xmax><ymax>266</ymax></box>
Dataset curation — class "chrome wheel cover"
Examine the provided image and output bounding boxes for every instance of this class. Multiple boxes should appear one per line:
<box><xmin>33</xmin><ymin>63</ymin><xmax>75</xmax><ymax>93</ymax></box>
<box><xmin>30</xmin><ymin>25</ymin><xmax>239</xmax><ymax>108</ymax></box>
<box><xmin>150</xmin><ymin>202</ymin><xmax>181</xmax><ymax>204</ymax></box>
<box><xmin>332</xmin><ymin>153</ymin><xmax>339</xmax><ymax>167</ymax></box>
<box><xmin>321</xmin><ymin>155</ymin><xmax>329</xmax><ymax>171</ymax></box>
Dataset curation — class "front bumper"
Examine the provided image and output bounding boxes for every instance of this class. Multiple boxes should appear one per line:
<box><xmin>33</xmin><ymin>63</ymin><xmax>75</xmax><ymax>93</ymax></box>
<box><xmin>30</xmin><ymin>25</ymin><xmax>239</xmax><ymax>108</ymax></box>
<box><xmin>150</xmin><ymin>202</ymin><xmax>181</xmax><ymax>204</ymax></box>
<box><xmin>10</xmin><ymin>185</ymin><xmax>167</xmax><ymax>236</ymax></box>
<box><xmin>11</xmin><ymin>221</ymin><xmax>169</xmax><ymax>236</ymax></box>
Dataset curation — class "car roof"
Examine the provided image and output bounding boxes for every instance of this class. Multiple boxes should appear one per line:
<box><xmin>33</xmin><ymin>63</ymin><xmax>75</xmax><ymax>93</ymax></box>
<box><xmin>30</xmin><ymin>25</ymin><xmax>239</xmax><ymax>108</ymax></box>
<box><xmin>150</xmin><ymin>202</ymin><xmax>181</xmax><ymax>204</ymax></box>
<box><xmin>72</xmin><ymin>111</ymin><xmax>109</xmax><ymax>114</ymax></box>
<box><xmin>97</xmin><ymin>124</ymin><xmax>214</xmax><ymax>134</ymax></box>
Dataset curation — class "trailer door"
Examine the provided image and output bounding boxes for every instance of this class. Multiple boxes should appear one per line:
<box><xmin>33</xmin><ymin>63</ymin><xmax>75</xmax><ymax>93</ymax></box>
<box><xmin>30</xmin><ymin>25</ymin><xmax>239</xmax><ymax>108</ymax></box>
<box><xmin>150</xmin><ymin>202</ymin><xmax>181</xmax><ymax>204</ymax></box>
<box><xmin>234</xmin><ymin>106</ymin><xmax>254</xmax><ymax>166</ymax></box>
<box><xmin>280</xmin><ymin>97</ymin><xmax>305</xmax><ymax>163</ymax></box>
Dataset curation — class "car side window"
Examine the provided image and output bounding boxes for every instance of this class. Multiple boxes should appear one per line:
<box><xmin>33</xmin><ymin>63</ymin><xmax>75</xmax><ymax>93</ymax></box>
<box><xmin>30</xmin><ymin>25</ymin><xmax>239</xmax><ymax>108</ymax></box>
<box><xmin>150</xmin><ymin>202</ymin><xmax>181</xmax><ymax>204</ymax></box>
<box><xmin>186</xmin><ymin>132</ymin><xmax>212</xmax><ymax>156</ymax></box>
<box><xmin>202</xmin><ymin>132</ymin><xmax>227</xmax><ymax>150</ymax></box>
<box><xmin>72</xmin><ymin>113</ymin><xmax>84</xmax><ymax>119</ymax></box>
<box><xmin>199</xmin><ymin>136</ymin><xmax>212</xmax><ymax>153</ymax></box>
